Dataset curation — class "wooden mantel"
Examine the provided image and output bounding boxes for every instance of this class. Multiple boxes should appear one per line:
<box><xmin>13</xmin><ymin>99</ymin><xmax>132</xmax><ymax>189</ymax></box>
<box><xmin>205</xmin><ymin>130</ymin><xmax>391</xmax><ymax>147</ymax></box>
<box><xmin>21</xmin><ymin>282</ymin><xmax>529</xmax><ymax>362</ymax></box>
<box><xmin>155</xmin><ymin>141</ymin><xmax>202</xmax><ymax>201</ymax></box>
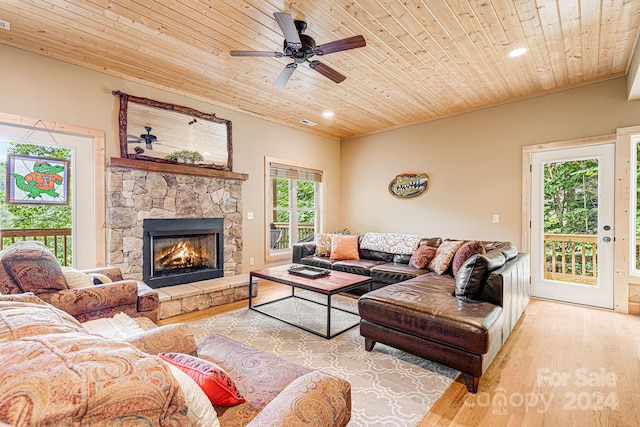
<box><xmin>108</xmin><ymin>157</ymin><xmax>249</xmax><ymax>181</ymax></box>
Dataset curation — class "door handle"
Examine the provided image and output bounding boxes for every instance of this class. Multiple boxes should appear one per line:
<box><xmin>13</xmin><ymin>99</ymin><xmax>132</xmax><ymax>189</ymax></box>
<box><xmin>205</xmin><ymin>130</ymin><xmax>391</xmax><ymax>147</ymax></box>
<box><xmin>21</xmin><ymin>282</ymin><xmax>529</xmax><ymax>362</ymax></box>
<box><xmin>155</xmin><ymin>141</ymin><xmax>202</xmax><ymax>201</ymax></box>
<box><xmin>603</xmin><ymin>237</ymin><xmax>611</xmax><ymax>242</ymax></box>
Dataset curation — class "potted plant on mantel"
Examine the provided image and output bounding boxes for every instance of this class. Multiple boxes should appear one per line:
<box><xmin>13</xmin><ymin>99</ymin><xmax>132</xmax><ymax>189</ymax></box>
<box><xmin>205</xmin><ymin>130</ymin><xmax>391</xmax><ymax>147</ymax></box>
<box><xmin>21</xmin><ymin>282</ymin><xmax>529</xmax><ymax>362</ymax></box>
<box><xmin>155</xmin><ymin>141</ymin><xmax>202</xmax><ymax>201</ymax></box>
<box><xmin>165</xmin><ymin>150</ymin><xmax>204</xmax><ymax>164</ymax></box>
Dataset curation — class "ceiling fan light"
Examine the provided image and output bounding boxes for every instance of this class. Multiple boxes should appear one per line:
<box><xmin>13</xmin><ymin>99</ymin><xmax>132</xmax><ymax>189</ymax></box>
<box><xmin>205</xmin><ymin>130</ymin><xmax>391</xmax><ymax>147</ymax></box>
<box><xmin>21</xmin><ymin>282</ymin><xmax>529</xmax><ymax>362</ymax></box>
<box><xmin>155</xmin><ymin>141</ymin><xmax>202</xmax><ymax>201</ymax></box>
<box><xmin>508</xmin><ymin>47</ymin><xmax>528</xmax><ymax>58</ymax></box>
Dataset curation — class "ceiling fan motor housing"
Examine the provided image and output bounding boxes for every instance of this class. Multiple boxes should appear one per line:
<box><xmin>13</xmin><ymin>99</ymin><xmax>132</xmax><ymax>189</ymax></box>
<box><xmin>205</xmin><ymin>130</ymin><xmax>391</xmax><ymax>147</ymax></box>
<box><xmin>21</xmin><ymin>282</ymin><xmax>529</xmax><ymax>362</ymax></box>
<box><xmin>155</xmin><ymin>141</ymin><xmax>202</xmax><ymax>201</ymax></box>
<box><xmin>283</xmin><ymin>20</ymin><xmax>316</xmax><ymax>62</ymax></box>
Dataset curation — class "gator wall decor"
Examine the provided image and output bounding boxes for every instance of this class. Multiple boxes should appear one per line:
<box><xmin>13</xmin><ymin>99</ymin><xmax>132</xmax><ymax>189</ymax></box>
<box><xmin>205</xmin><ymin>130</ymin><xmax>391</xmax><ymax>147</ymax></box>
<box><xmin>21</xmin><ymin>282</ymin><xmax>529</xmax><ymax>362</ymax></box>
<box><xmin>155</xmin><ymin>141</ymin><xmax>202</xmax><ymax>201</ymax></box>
<box><xmin>6</xmin><ymin>154</ymin><xmax>70</xmax><ymax>205</ymax></box>
<box><xmin>388</xmin><ymin>173</ymin><xmax>429</xmax><ymax>198</ymax></box>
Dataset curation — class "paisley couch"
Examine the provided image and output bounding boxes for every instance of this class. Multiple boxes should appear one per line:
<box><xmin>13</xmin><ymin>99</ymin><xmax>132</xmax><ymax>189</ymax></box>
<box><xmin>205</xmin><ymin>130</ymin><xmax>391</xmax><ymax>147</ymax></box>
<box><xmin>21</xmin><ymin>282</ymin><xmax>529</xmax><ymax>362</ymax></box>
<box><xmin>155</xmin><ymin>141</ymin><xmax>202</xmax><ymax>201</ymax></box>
<box><xmin>0</xmin><ymin>293</ymin><xmax>351</xmax><ymax>426</ymax></box>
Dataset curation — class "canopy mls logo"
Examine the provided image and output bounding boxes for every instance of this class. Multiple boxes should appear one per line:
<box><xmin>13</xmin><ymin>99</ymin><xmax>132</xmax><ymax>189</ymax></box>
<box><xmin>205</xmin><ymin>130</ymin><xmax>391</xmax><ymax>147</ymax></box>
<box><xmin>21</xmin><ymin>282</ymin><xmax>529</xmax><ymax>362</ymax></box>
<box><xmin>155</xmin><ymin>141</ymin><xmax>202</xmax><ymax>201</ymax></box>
<box><xmin>0</xmin><ymin>20</ymin><xmax>10</xmax><ymax>31</ymax></box>
<box><xmin>388</xmin><ymin>173</ymin><xmax>429</xmax><ymax>198</ymax></box>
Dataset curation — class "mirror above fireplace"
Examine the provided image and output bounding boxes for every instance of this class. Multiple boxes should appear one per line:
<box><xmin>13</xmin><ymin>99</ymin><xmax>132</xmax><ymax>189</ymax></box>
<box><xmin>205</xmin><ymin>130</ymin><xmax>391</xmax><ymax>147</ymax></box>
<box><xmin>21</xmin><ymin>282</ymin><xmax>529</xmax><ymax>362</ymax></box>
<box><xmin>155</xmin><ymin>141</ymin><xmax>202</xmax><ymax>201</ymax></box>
<box><xmin>113</xmin><ymin>90</ymin><xmax>233</xmax><ymax>171</ymax></box>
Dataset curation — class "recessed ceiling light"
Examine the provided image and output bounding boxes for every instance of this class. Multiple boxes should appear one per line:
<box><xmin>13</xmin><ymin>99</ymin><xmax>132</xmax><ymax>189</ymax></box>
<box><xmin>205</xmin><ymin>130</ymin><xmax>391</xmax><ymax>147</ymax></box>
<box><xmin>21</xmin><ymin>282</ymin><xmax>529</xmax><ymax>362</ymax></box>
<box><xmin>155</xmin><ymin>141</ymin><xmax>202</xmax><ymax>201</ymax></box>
<box><xmin>322</xmin><ymin>111</ymin><xmax>335</xmax><ymax>118</ymax></box>
<box><xmin>507</xmin><ymin>47</ymin><xmax>528</xmax><ymax>58</ymax></box>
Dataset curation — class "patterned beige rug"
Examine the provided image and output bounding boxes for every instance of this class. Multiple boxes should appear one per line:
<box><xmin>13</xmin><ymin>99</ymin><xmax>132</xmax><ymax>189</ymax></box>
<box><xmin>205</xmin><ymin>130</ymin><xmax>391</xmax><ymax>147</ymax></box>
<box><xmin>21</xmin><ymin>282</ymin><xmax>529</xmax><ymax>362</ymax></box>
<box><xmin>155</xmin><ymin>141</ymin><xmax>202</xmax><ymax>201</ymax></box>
<box><xmin>187</xmin><ymin>292</ymin><xmax>457</xmax><ymax>426</ymax></box>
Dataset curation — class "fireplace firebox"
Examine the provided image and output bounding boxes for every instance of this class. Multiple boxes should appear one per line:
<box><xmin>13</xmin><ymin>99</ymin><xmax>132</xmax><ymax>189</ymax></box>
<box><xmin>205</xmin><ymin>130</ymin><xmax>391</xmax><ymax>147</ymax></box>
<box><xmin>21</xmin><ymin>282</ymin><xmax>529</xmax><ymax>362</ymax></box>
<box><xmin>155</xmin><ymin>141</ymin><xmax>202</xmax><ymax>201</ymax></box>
<box><xmin>143</xmin><ymin>218</ymin><xmax>224</xmax><ymax>288</ymax></box>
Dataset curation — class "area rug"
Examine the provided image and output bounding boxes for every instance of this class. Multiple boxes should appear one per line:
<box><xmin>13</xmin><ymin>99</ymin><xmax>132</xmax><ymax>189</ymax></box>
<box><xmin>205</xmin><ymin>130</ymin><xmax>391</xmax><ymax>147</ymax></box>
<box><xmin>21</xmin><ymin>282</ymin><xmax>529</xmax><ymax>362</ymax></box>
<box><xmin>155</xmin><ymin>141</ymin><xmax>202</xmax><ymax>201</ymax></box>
<box><xmin>187</xmin><ymin>293</ymin><xmax>457</xmax><ymax>426</ymax></box>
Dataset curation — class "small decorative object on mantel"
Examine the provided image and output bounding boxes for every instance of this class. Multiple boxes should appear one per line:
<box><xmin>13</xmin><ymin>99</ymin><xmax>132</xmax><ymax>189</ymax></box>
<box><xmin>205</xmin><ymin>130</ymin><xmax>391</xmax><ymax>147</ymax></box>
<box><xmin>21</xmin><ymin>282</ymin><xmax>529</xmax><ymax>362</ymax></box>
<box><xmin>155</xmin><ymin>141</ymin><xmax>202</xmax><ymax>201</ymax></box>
<box><xmin>165</xmin><ymin>150</ymin><xmax>205</xmax><ymax>164</ymax></box>
<box><xmin>388</xmin><ymin>173</ymin><xmax>429</xmax><ymax>198</ymax></box>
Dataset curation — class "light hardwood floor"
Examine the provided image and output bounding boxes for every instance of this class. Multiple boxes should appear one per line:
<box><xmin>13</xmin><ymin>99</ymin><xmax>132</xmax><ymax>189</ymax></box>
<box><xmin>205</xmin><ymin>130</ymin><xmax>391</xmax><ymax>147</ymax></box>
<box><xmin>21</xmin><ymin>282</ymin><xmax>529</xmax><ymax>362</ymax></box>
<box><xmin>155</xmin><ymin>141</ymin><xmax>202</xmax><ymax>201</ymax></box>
<box><xmin>160</xmin><ymin>282</ymin><xmax>640</xmax><ymax>427</ymax></box>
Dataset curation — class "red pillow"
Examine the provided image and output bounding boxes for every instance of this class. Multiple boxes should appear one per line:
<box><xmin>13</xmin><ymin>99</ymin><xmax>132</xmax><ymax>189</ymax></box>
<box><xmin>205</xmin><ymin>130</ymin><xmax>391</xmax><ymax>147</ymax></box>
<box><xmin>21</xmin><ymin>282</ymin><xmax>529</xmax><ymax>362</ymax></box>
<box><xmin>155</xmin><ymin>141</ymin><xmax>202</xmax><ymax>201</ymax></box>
<box><xmin>159</xmin><ymin>352</ymin><xmax>245</xmax><ymax>407</ymax></box>
<box><xmin>452</xmin><ymin>241</ymin><xmax>485</xmax><ymax>277</ymax></box>
<box><xmin>409</xmin><ymin>245</ymin><xmax>436</xmax><ymax>269</ymax></box>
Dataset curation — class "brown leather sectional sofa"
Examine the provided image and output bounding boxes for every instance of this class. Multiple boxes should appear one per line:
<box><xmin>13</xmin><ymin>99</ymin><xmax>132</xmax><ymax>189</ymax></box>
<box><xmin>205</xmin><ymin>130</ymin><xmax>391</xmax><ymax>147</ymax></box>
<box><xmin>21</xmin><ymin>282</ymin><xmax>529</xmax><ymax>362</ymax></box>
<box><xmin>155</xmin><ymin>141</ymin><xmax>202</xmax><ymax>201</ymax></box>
<box><xmin>293</xmin><ymin>235</ymin><xmax>530</xmax><ymax>393</ymax></box>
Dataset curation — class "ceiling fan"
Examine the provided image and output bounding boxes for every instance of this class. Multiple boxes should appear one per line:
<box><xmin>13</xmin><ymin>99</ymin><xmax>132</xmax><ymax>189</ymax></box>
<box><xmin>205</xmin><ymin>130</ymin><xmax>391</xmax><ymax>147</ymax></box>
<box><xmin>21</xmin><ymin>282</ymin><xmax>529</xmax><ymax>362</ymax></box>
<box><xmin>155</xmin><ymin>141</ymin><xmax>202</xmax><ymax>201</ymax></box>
<box><xmin>127</xmin><ymin>126</ymin><xmax>182</xmax><ymax>153</ymax></box>
<box><xmin>127</xmin><ymin>126</ymin><xmax>158</xmax><ymax>150</ymax></box>
<box><xmin>230</xmin><ymin>12</ymin><xmax>366</xmax><ymax>88</ymax></box>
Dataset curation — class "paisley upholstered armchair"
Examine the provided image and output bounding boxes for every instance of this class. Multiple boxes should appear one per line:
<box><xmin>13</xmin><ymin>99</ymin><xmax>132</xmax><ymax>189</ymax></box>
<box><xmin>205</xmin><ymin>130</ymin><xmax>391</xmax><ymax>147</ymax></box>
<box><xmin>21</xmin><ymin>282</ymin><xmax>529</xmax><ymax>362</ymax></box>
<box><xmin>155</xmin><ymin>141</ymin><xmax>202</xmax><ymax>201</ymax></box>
<box><xmin>0</xmin><ymin>241</ymin><xmax>158</xmax><ymax>322</ymax></box>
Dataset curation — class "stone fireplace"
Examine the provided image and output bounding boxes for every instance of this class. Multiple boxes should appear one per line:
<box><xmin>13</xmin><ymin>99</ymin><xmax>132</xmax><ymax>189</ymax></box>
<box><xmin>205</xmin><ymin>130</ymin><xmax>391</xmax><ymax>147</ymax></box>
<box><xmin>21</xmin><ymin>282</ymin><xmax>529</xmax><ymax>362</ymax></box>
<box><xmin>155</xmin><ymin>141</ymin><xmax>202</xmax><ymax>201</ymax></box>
<box><xmin>105</xmin><ymin>160</ymin><xmax>247</xmax><ymax>285</ymax></box>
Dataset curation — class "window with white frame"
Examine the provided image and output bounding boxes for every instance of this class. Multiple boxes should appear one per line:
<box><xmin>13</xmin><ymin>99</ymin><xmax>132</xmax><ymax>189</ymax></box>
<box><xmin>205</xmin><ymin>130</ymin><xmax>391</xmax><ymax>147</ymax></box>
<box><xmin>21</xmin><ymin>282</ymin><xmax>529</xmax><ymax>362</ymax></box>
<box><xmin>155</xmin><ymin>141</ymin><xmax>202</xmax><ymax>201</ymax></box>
<box><xmin>633</xmin><ymin>134</ymin><xmax>640</xmax><ymax>275</ymax></box>
<box><xmin>266</xmin><ymin>159</ymin><xmax>323</xmax><ymax>259</ymax></box>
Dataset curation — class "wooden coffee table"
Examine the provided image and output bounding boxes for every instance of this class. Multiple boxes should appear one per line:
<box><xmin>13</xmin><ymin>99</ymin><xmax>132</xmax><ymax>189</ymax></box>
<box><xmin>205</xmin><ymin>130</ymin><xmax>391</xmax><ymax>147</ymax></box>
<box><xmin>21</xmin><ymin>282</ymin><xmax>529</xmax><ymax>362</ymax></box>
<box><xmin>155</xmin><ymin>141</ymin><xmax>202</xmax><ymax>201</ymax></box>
<box><xmin>249</xmin><ymin>264</ymin><xmax>372</xmax><ymax>339</ymax></box>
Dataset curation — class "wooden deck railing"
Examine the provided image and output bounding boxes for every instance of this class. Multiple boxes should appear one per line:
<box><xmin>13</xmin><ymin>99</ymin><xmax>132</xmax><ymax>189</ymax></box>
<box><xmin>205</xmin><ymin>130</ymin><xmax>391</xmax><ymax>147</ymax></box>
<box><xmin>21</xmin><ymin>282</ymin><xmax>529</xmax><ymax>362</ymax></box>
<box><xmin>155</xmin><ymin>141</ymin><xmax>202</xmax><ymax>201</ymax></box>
<box><xmin>271</xmin><ymin>223</ymin><xmax>314</xmax><ymax>249</ymax></box>
<box><xmin>2</xmin><ymin>229</ymin><xmax>633</xmax><ymax>281</ymax></box>
<box><xmin>0</xmin><ymin>228</ymin><xmax>72</xmax><ymax>266</ymax></box>
<box><xmin>544</xmin><ymin>233</ymin><xmax>597</xmax><ymax>285</ymax></box>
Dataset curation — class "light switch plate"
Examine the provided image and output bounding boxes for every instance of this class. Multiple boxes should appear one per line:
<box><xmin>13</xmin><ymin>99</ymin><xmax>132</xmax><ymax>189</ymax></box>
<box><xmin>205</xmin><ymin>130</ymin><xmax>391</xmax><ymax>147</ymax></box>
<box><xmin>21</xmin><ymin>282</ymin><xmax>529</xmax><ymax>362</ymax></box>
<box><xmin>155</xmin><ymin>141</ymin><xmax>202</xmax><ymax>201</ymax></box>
<box><xmin>492</xmin><ymin>214</ymin><xmax>500</xmax><ymax>224</ymax></box>
<box><xmin>247</xmin><ymin>212</ymin><xmax>254</xmax><ymax>220</ymax></box>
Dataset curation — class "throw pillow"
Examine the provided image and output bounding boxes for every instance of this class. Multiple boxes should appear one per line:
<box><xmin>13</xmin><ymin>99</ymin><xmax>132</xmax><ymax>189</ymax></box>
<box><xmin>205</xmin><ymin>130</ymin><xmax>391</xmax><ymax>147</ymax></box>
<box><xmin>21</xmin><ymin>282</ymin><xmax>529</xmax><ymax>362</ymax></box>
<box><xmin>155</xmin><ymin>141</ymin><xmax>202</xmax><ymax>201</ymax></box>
<box><xmin>329</xmin><ymin>234</ymin><xmax>360</xmax><ymax>261</ymax></box>
<box><xmin>128</xmin><ymin>324</ymin><xmax>198</xmax><ymax>356</ymax></box>
<box><xmin>418</xmin><ymin>237</ymin><xmax>442</xmax><ymax>248</ymax></box>
<box><xmin>163</xmin><ymin>361</ymin><xmax>221</xmax><ymax>427</ymax></box>
<box><xmin>82</xmin><ymin>312</ymin><xmax>145</xmax><ymax>341</ymax></box>
<box><xmin>88</xmin><ymin>273</ymin><xmax>113</xmax><ymax>285</ymax></box>
<box><xmin>61</xmin><ymin>268</ymin><xmax>94</xmax><ymax>289</ymax></box>
<box><xmin>409</xmin><ymin>245</ymin><xmax>437</xmax><ymax>269</ymax></box>
<box><xmin>158</xmin><ymin>352</ymin><xmax>246</xmax><ymax>407</ymax></box>
<box><xmin>454</xmin><ymin>254</ymin><xmax>491</xmax><ymax>300</ymax></box>
<box><xmin>452</xmin><ymin>241</ymin><xmax>485</xmax><ymax>277</ymax></box>
<box><xmin>1</xmin><ymin>241</ymin><xmax>68</xmax><ymax>293</ymax></box>
<box><xmin>314</xmin><ymin>233</ymin><xmax>333</xmax><ymax>257</ymax></box>
<box><xmin>428</xmin><ymin>240</ymin><xmax>464</xmax><ymax>275</ymax></box>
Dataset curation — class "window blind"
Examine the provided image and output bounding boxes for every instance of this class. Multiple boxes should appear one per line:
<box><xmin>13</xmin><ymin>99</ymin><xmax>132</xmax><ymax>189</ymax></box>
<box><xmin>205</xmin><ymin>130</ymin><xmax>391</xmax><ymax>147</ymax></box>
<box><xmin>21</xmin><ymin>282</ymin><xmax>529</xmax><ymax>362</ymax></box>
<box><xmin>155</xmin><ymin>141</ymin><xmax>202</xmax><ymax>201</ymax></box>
<box><xmin>269</xmin><ymin>164</ymin><xmax>322</xmax><ymax>182</ymax></box>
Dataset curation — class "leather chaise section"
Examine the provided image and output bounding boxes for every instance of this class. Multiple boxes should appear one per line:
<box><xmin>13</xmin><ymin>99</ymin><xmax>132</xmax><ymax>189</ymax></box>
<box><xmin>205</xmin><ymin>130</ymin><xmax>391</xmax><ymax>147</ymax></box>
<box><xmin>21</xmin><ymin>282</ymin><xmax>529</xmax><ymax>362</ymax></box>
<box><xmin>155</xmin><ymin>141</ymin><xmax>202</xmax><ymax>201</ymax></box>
<box><xmin>358</xmin><ymin>277</ymin><xmax>503</xmax><ymax>354</ymax></box>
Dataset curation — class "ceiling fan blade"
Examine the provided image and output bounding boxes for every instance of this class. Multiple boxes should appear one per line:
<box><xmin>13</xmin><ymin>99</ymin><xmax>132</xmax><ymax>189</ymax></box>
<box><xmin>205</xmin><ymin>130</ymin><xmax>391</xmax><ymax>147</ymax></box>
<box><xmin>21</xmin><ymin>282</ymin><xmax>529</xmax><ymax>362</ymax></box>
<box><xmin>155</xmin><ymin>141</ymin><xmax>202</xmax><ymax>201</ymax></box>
<box><xmin>154</xmin><ymin>141</ymin><xmax>182</xmax><ymax>151</ymax></box>
<box><xmin>273</xmin><ymin>63</ymin><xmax>298</xmax><ymax>88</ymax></box>
<box><xmin>308</xmin><ymin>61</ymin><xmax>346</xmax><ymax>84</ymax></box>
<box><xmin>127</xmin><ymin>134</ymin><xmax>142</xmax><ymax>143</ymax></box>
<box><xmin>314</xmin><ymin>35</ymin><xmax>366</xmax><ymax>55</ymax></box>
<box><xmin>230</xmin><ymin>51</ymin><xmax>283</xmax><ymax>58</ymax></box>
<box><xmin>274</xmin><ymin>12</ymin><xmax>302</xmax><ymax>49</ymax></box>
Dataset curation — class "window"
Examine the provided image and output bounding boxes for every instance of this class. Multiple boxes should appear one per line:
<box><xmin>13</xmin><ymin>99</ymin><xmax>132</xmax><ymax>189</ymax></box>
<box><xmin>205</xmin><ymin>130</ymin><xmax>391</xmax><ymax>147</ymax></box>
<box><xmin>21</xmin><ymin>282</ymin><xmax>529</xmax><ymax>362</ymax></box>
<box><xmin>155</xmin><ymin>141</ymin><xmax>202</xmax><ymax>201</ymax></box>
<box><xmin>633</xmin><ymin>135</ymin><xmax>640</xmax><ymax>274</ymax></box>
<box><xmin>265</xmin><ymin>158</ymin><xmax>323</xmax><ymax>260</ymax></box>
<box><xmin>0</xmin><ymin>115</ymin><xmax>105</xmax><ymax>268</ymax></box>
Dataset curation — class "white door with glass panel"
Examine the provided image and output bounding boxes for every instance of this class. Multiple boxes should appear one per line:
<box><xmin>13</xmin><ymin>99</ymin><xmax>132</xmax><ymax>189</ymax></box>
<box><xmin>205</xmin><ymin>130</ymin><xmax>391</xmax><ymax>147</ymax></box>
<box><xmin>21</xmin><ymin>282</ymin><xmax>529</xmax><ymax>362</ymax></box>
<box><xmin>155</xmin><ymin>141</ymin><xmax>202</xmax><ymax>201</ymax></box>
<box><xmin>530</xmin><ymin>144</ymin><xmax>614</xmax><ymax>309</ymax></box>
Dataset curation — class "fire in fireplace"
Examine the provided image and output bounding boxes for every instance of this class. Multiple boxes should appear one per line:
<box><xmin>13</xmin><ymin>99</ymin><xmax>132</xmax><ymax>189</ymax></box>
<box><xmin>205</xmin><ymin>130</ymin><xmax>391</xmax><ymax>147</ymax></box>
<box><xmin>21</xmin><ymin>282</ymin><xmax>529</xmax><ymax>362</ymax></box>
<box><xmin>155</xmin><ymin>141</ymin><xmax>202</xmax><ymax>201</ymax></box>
<box><xmin>143</xmin><ymin>218</ymin><xmax>224</xmax><ymax>288</ymax></box>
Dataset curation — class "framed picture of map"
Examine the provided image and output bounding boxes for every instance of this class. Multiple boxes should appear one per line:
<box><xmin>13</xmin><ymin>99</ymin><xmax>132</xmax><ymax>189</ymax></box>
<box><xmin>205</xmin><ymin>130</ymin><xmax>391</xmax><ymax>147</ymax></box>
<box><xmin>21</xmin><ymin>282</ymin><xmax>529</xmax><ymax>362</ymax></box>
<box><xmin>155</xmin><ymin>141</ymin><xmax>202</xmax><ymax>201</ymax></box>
<box><xmin>6</xmin><ymin>154</ymin><xmax>70</xmax><ymax>205</ymax></box>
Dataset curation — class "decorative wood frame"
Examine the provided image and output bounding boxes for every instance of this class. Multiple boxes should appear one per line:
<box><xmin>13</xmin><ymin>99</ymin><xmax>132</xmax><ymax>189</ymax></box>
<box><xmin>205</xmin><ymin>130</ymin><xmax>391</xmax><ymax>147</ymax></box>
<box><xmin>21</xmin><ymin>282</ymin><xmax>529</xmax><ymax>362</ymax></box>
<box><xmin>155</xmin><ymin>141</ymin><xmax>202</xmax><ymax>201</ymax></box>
<box><xmin>113</xmin><ymin>91</ymin><xmax>233</xmax><ymax>171</ymax></box>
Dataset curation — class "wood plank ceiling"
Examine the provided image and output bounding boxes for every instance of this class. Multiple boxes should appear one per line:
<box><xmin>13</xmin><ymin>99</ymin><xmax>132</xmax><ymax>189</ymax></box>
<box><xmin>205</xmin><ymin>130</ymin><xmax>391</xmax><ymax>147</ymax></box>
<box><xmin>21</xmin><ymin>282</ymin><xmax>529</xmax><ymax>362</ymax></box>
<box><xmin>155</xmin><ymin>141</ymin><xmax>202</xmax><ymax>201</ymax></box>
<box><xmin>1</xmin><ymin>1</ymin><xmax>640</xmax><ymax>141</ymax></box>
